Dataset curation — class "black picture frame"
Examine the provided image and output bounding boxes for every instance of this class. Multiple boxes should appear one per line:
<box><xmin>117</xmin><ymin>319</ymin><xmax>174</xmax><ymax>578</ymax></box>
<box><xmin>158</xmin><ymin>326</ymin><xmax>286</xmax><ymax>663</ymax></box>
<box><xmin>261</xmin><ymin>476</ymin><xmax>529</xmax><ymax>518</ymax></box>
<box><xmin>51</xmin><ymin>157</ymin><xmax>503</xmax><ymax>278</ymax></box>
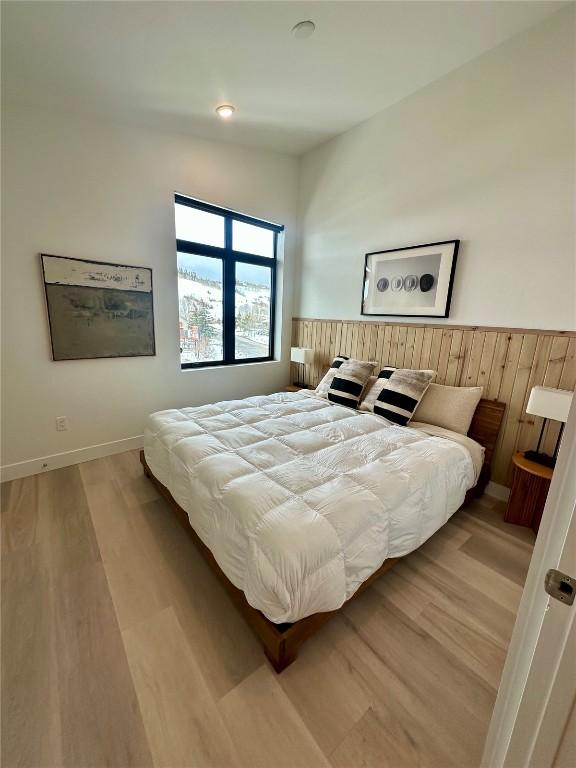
<box><xmin>361</xmin><ymin>239</ymin><xmax>459</xmax><ymax>318</ymax></box>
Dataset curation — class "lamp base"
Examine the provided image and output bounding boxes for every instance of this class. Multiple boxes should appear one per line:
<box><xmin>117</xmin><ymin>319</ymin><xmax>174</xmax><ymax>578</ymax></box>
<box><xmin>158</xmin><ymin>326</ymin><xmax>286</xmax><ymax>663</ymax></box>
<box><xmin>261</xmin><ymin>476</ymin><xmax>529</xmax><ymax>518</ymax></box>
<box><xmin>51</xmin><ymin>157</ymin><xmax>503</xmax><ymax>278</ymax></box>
<box><xmin>524</xmin><ymin>449</ymin><xmax>556</xmax><ymax>468</ymax></box>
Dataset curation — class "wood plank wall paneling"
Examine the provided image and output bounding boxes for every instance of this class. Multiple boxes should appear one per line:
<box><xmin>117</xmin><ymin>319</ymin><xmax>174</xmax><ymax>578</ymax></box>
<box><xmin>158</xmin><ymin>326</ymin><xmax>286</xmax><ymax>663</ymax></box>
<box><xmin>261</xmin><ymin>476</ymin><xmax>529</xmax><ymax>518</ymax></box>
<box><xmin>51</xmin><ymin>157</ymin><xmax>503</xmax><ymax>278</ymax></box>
<box><xmin>291</xmin><ymin>319</ymin><xmax>576</xmax><ymax>487</ymax></box>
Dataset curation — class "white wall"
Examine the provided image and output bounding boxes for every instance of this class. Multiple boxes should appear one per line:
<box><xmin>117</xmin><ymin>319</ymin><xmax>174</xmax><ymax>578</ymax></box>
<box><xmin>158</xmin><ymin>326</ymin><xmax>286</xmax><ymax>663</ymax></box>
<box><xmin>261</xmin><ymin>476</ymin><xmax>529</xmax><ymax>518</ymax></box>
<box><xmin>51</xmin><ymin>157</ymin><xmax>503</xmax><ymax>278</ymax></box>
<box><xmin>1</xmin><ymin>104</ymin><xmax>299</xmax><ymax>476</ymax></box>
<box><xmin>295</xmin><ymin>8</ymin><xmax>575</xmax><ymax>331</ymax></box>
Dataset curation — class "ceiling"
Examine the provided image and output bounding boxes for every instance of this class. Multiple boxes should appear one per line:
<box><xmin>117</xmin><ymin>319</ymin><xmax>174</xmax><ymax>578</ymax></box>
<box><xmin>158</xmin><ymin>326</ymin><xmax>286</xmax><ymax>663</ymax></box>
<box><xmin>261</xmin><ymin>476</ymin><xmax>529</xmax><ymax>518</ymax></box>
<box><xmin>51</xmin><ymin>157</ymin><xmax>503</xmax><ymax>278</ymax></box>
<box><xmin>2</xmin><ymin>1</ymin><xmax>566</xmax><ymax>155</ymax></box>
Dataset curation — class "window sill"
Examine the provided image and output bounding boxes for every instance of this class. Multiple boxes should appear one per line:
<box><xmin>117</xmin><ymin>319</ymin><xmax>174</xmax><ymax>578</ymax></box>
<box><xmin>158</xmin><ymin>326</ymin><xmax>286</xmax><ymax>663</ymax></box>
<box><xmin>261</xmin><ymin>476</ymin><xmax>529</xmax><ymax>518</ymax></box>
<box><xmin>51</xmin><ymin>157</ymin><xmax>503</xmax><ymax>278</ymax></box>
<box><xmin>180</xmin><ymin>358</ymin><xmax>279</xmax><ymax>372</ymax></box>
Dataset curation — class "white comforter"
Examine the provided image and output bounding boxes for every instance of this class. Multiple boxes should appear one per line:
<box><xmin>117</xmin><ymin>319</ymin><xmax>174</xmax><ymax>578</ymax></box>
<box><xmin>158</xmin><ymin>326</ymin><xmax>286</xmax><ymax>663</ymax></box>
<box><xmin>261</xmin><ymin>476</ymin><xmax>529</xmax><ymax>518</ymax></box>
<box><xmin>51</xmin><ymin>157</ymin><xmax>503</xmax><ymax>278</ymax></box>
<box><xmin>144</xmin><ymin>391</ymin><xmax>477</xmax><ymax>623</ymax></box>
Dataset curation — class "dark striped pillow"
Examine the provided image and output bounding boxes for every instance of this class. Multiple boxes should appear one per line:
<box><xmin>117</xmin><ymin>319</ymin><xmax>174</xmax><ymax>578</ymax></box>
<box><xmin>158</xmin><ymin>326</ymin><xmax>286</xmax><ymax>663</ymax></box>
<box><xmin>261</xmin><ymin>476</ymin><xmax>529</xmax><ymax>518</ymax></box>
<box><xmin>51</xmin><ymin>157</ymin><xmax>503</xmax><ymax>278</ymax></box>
<box><xmin>327</xmin><ymin>359</ymin><xmax>375</xmax><ymax>409</ymax></box>
<box><xmin>373</xmin><ymin>369</ymin><xmax>434</xmax><ymax>425</ymax></box>
<box><xmin>314</xmin><ymin>355</ymin><xmax>350</xmax><ymax>398</ymax></box>
<box><xmin>360</xmin><ymin>366</ymin><xmax>435</xmax><ymax>413</ymax></box>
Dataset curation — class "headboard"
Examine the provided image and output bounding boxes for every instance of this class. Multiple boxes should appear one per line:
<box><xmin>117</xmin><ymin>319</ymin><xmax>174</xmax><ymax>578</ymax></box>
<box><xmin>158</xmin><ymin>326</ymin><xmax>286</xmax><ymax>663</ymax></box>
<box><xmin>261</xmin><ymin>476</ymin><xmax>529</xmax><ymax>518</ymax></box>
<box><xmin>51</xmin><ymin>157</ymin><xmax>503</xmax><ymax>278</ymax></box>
<box><xmin>468</xmin><ymin>399</ymin><xmax>506</xmax><ymax>467</ymax></box>
<box><xmin>466</xmin><ymin>398</ymin><xmax>506</xmax><ymax>497</ymax></box>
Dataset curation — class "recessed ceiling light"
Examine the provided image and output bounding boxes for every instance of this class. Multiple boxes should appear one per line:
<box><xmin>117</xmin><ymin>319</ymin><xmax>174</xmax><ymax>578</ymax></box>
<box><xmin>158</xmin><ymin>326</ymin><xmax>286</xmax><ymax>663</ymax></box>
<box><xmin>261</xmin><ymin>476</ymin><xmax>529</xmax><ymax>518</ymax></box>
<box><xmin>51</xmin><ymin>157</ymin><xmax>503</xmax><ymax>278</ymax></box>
<box><xmin>216</xmin><ymin>104</ymin><xmax>235</xmax><ymax>119</ymax></box>
<box><xmin>291</xmin><ymin>20</ymin><xmax>315</xmax><ymax>39</ymax></box>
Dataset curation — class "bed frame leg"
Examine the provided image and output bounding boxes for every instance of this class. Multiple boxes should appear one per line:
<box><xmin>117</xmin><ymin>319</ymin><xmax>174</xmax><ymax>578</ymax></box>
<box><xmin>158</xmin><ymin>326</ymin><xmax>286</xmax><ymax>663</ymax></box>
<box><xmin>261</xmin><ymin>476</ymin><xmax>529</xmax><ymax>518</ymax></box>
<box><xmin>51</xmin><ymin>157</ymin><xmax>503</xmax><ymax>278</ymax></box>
<box><xmin>140</xmin><ymin>450</ymin><xmax>151</xmax><ymax>478</ymax></box>
<box><xmin>264</xmin><ymin>639</ymin><xmax>298</xmax><ymax>673</ymax></box>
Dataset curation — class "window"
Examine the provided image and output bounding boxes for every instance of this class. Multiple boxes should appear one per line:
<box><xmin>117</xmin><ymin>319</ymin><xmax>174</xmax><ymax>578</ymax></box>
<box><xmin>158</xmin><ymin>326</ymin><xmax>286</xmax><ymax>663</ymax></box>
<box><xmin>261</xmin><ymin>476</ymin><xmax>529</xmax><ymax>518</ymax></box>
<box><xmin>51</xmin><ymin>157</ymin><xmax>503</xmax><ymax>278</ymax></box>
<box><xmin>175</xmin><ymin>194</ymin><xmax>281</xmax><ymax>368</ymax></box>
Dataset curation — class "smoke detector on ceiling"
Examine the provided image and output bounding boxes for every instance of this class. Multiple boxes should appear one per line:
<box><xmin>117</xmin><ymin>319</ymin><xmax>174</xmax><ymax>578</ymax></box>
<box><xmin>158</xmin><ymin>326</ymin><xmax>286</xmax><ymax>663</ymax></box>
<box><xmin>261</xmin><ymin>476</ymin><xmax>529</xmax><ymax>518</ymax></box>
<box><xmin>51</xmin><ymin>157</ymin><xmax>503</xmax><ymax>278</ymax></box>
<box><xmin>291</xmin><ymin>20</ymin><xmax>316</xmax><ymax>39</ymax></box>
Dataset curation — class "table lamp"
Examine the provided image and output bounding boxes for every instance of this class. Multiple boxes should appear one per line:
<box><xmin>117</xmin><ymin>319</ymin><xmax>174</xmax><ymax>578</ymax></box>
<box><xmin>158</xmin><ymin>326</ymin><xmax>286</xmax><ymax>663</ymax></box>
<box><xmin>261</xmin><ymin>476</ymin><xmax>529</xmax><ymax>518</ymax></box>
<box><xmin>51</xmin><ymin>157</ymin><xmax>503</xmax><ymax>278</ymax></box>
<box><xmin>525</xmin><ymin>386</ymin><xmax>573</xmax><ymax>468</ymax></box>
<box><xmin>290</xmin><ymin>347</ymin><xmax>313</xmax><ymax>387</ymax></box>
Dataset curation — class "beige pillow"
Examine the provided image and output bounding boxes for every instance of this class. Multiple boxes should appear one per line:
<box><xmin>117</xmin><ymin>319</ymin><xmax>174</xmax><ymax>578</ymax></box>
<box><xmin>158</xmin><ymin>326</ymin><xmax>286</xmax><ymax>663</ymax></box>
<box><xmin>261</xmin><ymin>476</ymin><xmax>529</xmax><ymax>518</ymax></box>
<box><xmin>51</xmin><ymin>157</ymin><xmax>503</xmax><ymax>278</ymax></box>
<box><xmin>412</xmin><ymin>383</ymin><xmax>483</xmax><ymax>435</ymax></box>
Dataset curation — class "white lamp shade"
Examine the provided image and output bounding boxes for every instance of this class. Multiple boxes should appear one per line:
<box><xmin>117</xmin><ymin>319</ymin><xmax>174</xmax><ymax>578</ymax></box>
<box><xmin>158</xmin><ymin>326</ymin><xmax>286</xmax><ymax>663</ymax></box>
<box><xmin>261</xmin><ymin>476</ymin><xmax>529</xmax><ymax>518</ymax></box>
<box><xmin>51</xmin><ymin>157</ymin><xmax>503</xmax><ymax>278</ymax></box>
<box><xmin>526</xmin><ymin>386</ymin><xmax>573</xmax><ymax>423</ymax></box>
<box><xmin>291</xmin><ymin>346</ymin><xmax>314</xmax><ymax>365</ymax></box>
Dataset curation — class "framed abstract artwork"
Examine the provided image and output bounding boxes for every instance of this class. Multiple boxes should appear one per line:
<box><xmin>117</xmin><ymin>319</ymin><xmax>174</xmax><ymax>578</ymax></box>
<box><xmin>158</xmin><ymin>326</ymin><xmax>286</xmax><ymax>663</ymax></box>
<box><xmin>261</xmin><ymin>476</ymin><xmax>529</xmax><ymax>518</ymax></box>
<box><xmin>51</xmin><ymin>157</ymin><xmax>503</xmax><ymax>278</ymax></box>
<box><xmin>361</xmin><ymin>240</ymin><xmax>459</xmax><ymax>318</ymax></box>
<box><xmin>40</xmin><ymin>254</ymin><xmax>156</xmax><ymax>360</ymax></box>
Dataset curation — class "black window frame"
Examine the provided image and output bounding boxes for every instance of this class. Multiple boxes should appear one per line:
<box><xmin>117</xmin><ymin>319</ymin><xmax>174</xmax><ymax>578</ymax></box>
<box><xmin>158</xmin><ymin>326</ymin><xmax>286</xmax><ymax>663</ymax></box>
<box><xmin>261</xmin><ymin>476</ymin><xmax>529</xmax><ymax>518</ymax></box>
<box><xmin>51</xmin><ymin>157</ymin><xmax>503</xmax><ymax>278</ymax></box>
<box><xmin>175</xmin><ymin>194</ymin><xmax>282</xmax><ymax>370</ymax></box>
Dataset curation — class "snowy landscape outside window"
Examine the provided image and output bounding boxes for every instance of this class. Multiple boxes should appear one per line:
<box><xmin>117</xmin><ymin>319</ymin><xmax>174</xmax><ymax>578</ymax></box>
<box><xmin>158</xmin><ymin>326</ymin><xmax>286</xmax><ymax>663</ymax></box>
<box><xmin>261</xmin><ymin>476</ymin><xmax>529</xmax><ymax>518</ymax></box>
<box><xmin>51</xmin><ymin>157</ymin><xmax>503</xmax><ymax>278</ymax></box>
<box><xmin>175</xmin><ymin>195</ymin><xmax>280</xmax><ymax>368</ymax></box>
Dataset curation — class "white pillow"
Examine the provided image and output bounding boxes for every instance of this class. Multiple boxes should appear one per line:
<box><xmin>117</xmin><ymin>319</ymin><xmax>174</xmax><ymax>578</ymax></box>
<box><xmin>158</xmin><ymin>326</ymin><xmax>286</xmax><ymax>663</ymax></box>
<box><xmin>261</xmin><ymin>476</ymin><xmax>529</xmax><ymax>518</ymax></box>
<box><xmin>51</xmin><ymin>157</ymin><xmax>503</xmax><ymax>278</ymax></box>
<box><xmin>412</xmin><ymin>383</ymin><xmax>483</xmax><ymax>435</ymax></box>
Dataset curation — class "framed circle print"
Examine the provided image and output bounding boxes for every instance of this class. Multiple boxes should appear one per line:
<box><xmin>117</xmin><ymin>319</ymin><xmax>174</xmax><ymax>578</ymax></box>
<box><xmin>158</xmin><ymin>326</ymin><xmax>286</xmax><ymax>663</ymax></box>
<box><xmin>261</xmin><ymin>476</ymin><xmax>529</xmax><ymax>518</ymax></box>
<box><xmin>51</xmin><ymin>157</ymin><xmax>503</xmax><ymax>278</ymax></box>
<box><xmin>361</xmin><ymin>240</ymin><xmax>459</xmax><ymax>317</ymax></box>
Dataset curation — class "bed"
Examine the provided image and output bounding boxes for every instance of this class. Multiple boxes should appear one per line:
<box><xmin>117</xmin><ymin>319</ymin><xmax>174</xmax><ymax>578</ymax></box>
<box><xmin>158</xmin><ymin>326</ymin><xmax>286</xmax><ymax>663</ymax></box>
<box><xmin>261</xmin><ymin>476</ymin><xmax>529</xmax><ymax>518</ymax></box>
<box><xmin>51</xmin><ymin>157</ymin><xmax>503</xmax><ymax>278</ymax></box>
<box><xmin>141</xmin><ymin>390</ymin><xmax>505</xmax><ymax>671</ymax></box>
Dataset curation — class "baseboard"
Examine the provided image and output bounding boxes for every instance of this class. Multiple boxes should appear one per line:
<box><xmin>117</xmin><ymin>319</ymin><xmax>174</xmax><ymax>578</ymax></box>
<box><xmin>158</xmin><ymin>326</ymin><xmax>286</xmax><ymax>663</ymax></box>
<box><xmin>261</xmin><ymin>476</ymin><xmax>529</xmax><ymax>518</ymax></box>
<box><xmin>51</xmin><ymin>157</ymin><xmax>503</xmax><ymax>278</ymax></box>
<box><xmin>0</xmin><ymin>435</ymin><xmax>144</xmax><ymax>482</ymax></box>
<box><xmin>485</xmin><ymin>481</ymin><xmax>511</xmax><ymax>502</ymax></box>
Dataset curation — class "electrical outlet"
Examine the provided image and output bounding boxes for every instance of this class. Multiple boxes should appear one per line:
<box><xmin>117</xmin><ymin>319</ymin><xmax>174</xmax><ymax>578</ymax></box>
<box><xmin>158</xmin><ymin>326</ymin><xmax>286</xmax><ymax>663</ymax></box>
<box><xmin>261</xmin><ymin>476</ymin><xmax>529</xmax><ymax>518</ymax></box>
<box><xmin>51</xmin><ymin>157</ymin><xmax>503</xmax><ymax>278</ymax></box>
<box><xmin>55</xmin><ymin>416</ymin><xmax>68</xmax><ymax>431</ymax></box>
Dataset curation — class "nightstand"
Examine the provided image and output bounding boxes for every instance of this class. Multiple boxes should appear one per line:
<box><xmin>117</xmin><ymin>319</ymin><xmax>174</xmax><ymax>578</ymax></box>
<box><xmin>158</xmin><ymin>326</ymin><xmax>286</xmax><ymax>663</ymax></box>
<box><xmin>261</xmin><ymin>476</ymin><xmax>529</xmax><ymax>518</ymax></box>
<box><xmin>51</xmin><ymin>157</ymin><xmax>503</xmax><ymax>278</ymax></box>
<box><xmin>504</xmin><ymin>452</ymin><xmax>553</xmax><ymax>534</ymax></box>
<box><xmin>285</xmin><ymin>384</ymin><xmax>308</xmax><ymax>392</ymax></box>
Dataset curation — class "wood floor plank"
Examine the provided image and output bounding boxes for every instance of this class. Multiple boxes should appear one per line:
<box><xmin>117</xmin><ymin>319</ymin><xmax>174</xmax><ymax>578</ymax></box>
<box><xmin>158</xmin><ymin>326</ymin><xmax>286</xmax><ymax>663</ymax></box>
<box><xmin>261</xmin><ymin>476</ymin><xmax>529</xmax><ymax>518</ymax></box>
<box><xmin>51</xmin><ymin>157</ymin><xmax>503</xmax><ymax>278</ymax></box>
<box><xmin>421</xmin><ymin>518</ymin><xmax>473</xmax><ymax>548</ymax></box>
<box><xmin>458</xmin><ymin>502</ymin><xmax>536</xmax><ymax>550</ymax></box>
<box><xmin>40</xmin><ymin>466</ymin><xmax>102</xmax><ymax>575</ymax></box>
<box><xmin>123</xmin><ymin>606</ymin><xmax>238</xmax><ymax>768</ymax></box>
<box><xmin>417</xmin><ymin>536</ymin><xmax>524</xmax><ymax>613</ymax></box>
<box><xmin>278</xmin><ymin>631</ymin><xmax>371</xmax><ymax>756</ymax></box>
<box><xmin>422</xmin><ymin>544</ymin><xmax>522</xmax><ymax>614</ymax></box>
<box><xmin>219</xmin><ymin>665</ymin><xmax>331</xmax><ymax>768</ymax></box>
<box><xmin>417</xmin><ymin>602</ymin><xmax>507</xmax><ymax>690</ymax></box>
<box><xmin>394</xmin><ymin>552</ymin><xmax>516</xmax><ymax>648</ymax></box>
<box><xmin>107</xmin><ymin>449</ymin><xmax>160</xmax><ymax>508</ymax></box>
<box><xmin>326</xmin><ymin>614</ymin><xmax>483</xmax><ymax>768</ymax></box>
<box><xmin>54</xmin><ymin>561</ymin><xmax>153</xmax><ymax>767</ymax></box>
<box><xmin>81</xmin><ymin>458</ymin><xmax>263</xmax><ymax>701</ymax></box>
<box><xmin>330</xmin><ymin>703</ymin><xmax>454</xmax><ymax>768</ymax></box>
<box><xmin>80</xmin><ymin>465</ymin><xmax>174</xmax><ymax>631</ymax></box>
<box><xmin>1</xmin><ymin>476</ymin><xmax>39</xmax><ymax>553</ymax></box>
<box><xmin>330</xmin><ymin>706</ymin><xmax>410</xmax><ymax>768</ymax></box>
<box><xmin>459</xmin><ymin>526</ymin><xmax>533</xmax><ymax>586</ymax></box>
<box><xmin>1</xmin><ymin>552</ymin><xmax>62</xmax><ymax>768</ymax></box>
<box><xmin>134</xmin><ymin>498</ymin><xmax>264</xmax><ymax>701</ymax></box>
<box><xmin>342</xmin><ymin>595</ymin><xmax>496</xmax><ymax>724</ymax></box>
<box><xmin>2</xmin><ymin>466</ymin><xmax>152</xmax><ymax>768</ymax></box>
<box><xmin>371</xmin><ymin>567</ymin><xmax>431</xmax><ymax>620</ymax></box>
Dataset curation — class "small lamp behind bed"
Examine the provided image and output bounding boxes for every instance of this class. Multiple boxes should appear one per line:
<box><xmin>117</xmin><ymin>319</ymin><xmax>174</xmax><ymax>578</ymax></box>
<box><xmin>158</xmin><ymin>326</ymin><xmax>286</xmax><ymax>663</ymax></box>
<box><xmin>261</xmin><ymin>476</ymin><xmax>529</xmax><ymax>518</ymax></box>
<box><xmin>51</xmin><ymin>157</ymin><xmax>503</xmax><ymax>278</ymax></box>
<box><xmin>290</xmin><ymin>347</ymin><xmax>314</xmax><ymax>388</ymax></box>
<box><xmin>524</xmin><ymin>386</ymin><xmax>573</xmax><ymax>468</ymax></box>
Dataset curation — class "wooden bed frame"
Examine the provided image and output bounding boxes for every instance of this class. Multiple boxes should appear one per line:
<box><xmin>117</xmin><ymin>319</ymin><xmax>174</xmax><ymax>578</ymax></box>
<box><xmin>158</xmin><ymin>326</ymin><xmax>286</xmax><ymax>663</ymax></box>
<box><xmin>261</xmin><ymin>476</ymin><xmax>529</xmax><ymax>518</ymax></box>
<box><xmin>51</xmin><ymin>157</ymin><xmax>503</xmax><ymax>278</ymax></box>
<box><xmin>140</xmin><ymin>397</ymin><xmax>506</xmax><ymax>672</ymax></box>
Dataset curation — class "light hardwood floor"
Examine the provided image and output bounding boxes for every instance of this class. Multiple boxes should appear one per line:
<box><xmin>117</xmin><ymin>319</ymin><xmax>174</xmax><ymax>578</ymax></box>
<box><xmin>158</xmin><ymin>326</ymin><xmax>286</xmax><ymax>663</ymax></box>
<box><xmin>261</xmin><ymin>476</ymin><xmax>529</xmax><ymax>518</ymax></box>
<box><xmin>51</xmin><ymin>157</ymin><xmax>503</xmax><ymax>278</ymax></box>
<box><xmin>2</xmin><ymin>450</ymin><xmax>535</xmax><ymax>768</ymax></box>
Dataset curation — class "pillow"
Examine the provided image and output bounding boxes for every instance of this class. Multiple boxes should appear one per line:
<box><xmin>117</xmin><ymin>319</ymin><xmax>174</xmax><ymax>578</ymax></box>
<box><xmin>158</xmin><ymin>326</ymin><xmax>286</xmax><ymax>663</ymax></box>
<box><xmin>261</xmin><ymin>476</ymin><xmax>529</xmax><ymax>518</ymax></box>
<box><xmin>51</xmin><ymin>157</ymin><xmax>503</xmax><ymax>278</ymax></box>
<box><xmin>314</xmin><ymin>355</ymin><xmax>350</xmax><ymax>398</ymax></box>
<box><xmin>315</xmin><ymin>355</ymin><xmax>378</xmax><ymax>398</ymax></box>
<box><xmin>412</xmin><ymin>383</ymin><xmax>483</xmax><ymax>435</ymax></box>
<box><xmin>314</xmin><ymin>355</ymin><xmax>350</xmax><ymax>397</ymax></box>
<box><xmin>361</xmin><ymin>375</ymin><xmax>378</xmax><ymax>401</ymax></box>
<box><xmin>366</xmin><ymin>368</ymin><xmax>435</xmax><ymax>425</ymax></box>
<box><xmin>327</xmin><ymin>359</ymin><xmax>376</xmax><ymax>409</ymax></box>
<box><xmin>360</xmin><ymin>367</ymin><xmax>436</xmax><ymax>413</ymax></box>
